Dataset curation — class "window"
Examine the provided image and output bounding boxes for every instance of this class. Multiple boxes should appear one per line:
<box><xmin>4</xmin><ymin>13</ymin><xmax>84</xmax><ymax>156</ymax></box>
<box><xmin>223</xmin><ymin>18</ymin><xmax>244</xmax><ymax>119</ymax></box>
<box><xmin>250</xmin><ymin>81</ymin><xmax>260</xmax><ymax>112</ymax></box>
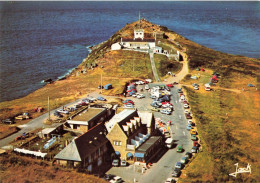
<box><xmin>113</xmin><ymin>140</ymin><xmax>122</xmax><ymax>146</ymax></box>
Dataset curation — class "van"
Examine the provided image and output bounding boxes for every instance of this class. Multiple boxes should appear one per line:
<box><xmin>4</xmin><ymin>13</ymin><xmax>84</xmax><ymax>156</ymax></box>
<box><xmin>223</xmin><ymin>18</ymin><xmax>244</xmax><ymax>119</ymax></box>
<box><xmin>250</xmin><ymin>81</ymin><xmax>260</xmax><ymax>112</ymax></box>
<box><xmin>165</xmin><ymin>138</ymin><xmax>174</xmax><ymax>148</ymax></box>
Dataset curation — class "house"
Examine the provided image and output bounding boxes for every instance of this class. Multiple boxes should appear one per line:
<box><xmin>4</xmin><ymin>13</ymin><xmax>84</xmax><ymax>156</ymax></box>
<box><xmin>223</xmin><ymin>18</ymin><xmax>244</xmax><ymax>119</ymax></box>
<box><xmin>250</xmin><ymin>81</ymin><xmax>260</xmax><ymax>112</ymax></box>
<box><xmin>39</xmin><ymin>123</ymin><xmax>64</xmax><ymax>139</ymax></box>
<box><xmin>54</xmin><ymin>123</ymin><xmax>109</xmax><ymax>172</ymax></box>
<box><xmin>66</xmin><ymin>107</ymin><xmax>108</xmax><ymax>133</ymax></box>
<box><xmin>111</xmin><ymin>42</ymin><xmax>123</xmax><ymax>51</ymax></box>
<box><xmin>105</xmin><ymin>109</ymin><xmax>156</xmax><ymax>164</ymax></box>
<box><xmin>134</xmin><ymin>136</ymin><xmax>163</xmax><ymax>163</ymax></box>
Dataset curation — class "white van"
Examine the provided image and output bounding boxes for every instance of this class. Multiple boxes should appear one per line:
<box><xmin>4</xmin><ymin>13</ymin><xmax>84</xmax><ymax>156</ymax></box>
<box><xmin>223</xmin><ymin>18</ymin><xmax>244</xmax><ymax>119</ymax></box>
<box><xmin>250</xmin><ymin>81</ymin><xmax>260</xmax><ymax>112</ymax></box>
<box><xmin>165</xmin><ymin>138</ymin><xmax>174</xmax><ymax>148</ymax></box>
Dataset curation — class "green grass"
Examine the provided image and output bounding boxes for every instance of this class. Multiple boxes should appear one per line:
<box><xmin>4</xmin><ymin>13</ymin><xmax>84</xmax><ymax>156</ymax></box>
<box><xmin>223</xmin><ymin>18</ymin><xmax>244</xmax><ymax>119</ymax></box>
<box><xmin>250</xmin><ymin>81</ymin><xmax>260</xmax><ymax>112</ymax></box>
<box><xmin>154</xmin><ymin>54</ymin><xmax>182</xmax><ymax>80</ymax></box>
<box><xmin>182</xmin><ymin>86</ymin><xmax>260</xmax><ymax>182</ymax></box>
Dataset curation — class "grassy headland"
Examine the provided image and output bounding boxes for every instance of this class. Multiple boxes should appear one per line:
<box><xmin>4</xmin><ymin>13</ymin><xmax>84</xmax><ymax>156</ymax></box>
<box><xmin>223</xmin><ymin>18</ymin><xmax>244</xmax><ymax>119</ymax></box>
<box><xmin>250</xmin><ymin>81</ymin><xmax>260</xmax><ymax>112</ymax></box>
<box><xmin>0</xmin><ymin>20</ymin><xmax>259</xmax><ymax>182</ymax></box>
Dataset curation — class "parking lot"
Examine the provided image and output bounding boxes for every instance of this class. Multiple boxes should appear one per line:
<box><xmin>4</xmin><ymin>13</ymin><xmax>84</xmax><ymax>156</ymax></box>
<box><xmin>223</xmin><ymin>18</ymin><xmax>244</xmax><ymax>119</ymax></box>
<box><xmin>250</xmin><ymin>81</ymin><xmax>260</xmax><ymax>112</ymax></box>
<box><xmin>106</xmin><ymin>83</ymin><xmax>193</xmax><ymax>183</ymax></box>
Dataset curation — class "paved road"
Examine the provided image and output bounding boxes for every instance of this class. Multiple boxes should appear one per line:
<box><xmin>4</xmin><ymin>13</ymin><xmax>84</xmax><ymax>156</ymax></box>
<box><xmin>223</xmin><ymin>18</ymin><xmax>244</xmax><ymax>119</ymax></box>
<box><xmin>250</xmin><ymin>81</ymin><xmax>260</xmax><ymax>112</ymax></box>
<box><xmin>106</xmin><ymin>83</ymin><xmax>193</xmax><ymax>183</ymax></box>
<box><xmin>149</xmin><ymin>52</ymin><xmax>160</xmax><ymax>82</ymax></box>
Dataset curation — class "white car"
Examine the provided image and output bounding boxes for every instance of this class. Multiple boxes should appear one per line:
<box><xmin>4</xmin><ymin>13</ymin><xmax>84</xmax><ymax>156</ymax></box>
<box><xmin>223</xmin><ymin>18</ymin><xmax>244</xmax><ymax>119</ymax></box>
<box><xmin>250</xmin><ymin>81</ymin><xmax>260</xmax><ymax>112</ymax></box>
<box><xmin>124</xmin><ymin>104</ymin><xmax>134</xmax><ymax>108</ymax></box>
<box><xmin>57</xmin><ymin>109</ymin><xmax>69</xmax><ymax>114</ymax></box>
<box><xmin>184</xmin><ymin>104</ymin><xmax>189</xmax><ymax>108</ymax></box>
<box><xmin>165</xmin><ymin>108</ymin><xmax>172</xmax><ymax>112</ymax></box>
<box><xmin>194</xmin><ymin>86</ymin><xmax>199</xmax><ymax>90</ymax></box>
<box><xmin>184</xmin><ymin>110</ymin><xmax>190</xmax><ymax>114</ymax></box>
<box><xmin>132</xmin><ymin>94</ymin><xmax>137</xmax><ymax>97</ymax></box>
<box><xmin>145</xmin><ymin>79</ymin><xmax>153</xmax><ymax>83</ymax></box>
<box><xmin>160</xmin><ymin>109</ymin><xmax>171</xmax><ymax>115</ymax></box>
<box><xmin>162</xmin><ymin>104</ymin><xmax>173</xmax><ymax>108</ymax></box>
<box><xmin>137</xmin><ymin>94</ymin><xmax>145</xmax><ymax>99</ymax></box>
<box><xmin>136</xmin><ymin>81</ymin><xmax>144</xmax><ymax>85</ymax></box>
<box><xmin>145</xmin><ymin>84</ymin><xmax>150</xmax><ymax>90</ymax></box>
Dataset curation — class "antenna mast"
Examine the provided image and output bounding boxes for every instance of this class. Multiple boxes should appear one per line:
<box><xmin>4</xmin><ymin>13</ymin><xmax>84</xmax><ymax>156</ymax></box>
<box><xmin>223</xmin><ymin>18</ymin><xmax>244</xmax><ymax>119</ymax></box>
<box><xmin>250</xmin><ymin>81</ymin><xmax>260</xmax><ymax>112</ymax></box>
<box><xmin>139</xmin><ymin>11</ymin><xmax>141</xmax><ymax>29</ymax></box>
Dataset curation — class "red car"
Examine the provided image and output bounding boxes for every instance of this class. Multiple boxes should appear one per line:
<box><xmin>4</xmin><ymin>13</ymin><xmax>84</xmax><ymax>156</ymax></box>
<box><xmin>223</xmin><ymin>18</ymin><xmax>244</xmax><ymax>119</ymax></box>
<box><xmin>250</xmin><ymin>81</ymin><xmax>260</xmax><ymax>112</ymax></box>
<box><xmin>124</xmin><ymin>101</ymin><xmax>134</xmax><ymax>105</ymax></box>
<box><xmin>162</xmin><ymin>102</ymin><xmax>173</xmax><ymax>105</ymax></box>
<box><xmin>166</xmin><ymin>84</ymin><xmax>174</xmax><ymax>88</ymax></box>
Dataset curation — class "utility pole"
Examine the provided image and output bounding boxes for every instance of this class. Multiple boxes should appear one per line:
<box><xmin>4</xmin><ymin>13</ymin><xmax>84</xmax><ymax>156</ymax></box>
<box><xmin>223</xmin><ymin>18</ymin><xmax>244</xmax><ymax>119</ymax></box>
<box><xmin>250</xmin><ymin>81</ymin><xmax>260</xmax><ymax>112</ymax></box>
<box><xmin>48</xmin><ymin>96</ymin><xmax>50</xmax><ymax>120</ymax></box>
<box><xmin>101</xmin><ymin>73</ymin><xmax>103</xmax><ymax>94</ymax></box>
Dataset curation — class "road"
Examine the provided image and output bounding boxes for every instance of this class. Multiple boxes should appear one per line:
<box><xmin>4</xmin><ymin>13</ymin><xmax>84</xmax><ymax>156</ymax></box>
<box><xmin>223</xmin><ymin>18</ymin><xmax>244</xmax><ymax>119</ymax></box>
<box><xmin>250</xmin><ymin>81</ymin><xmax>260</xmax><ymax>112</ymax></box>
<box><xmin>149</xmin><ymin>52</ymin><xmax>161</xmax><ymax>82</ymax></box>
<box><xmin>106</xmin><ymin>83</ymin><xmax>193</xmax><ymax>183</ymax></box>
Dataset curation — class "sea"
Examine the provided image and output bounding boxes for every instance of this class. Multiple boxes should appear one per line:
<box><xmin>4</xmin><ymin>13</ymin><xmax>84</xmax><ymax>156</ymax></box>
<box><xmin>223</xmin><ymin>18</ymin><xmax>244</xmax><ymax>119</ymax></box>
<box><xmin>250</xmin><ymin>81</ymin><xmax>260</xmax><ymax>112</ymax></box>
<box><xmin>0</xmin><ymin>1</ymin><xmax>259</xmax><ymax>102</ymax></box>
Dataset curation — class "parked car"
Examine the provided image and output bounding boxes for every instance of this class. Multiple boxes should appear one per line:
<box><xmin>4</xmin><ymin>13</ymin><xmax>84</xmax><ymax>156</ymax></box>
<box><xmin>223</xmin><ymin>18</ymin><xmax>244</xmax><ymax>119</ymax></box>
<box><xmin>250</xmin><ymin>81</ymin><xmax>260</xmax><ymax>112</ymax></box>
<box><xmin>57</xmin><ymin>109</ymin><xmax>69</xmax><ymax>114</ymax></box>
<box><xmin>124</xmin><ymin>104</ymin><xmax>134</xmax><ymax>108</ymax></box>
<box><xmin>151</xmin><ymin>107</ymin><xmax>160</xmax><ymax>112</ymax></box>
<box><xmin>180</xmin><ymin>157</ymin><xmax>188</xmax><ymax>164</ymax></box>
<box><xmin>54</xmin><ymin>111</ymin><xmax>63</xmax><ymax>118</ymax></box>
<box><xmin>172</xmin><ymin>168</ymin><xmax>181</xmax><ymax>177</ymax></box>
<box><xmin>123</xmin><ymin>99</ymin><xmax>133</xmax><ymax>103</ymax></box>
<box><xmin>192</xmin><ymin>83</ymin><xmax>199</xmax><ymax>87</ymax></box>
<box><xmin>15</xmin><ymin>113</ymin><xmax>30</xmax><ymax>120</ymax></box>
<box><xmin>112</xmin><ymin>159</ymin><xmax>120</xmax><ymax>167</ymax></box>
<box><xmin>145</xmin><ymin>79</ymin><xmax>153</xmax><ymax>83</ymax></box>
<box><xmin>165</xmin><ymin>178</ymin><xmax>176</xmax><ymax>183</ymax></box>
<box><xmin>185</xmin><ymin>113</ymin><xmax>192</xmax><ymax>119</ymax></box>
<box><xmin>97</xmin><ymin>96</ymin><xmax>106</xmax><ymax>101</ymax></box>
<box><xmin>186</xmin><ymin>124</ymin><xmax>192</xmax><ymax>131</ymax></box>
<box><xmin>190</xmin><ymin>129</ymin><xmax>197</xmax><ymax>135</ymax></box>
<box><xmin>145</xmin><ymin>85</ymin><xmax>150</xmax><ymax>90</ymax></box>
<box><xmin>177</xmin><ymin>145</ymin><xmax>183</xmax><ymax>153</ymax></box>
<box><xmin>166</xmin><ymin>84</ymin><xmax>174</xmax><ymax>88</ymax></box>
<box><xmin>103</xmin><ymin>174</ymin><xmax>115</xmax><ymax>181</ymax></box>
<box><xmin>2</xmin><ymin>119</ymin><xmax>14</xmax><ymax>124</ymax></box>
<box><xmin>191</xmin><ymin>146</ymin><xmax>199</xmax><ymax>153</ymax></box>
<box><xmin>185</xmin><ymin>152</ymin><xmax>192</xmax><ymax>159</ymax></box>
<box><xmin>248</xmin><ymin>84</ymin><xmax>255</xmax><ymax>87</ymax></box>
<box><xmin>77</xmin><ymin>101</ymin><xmax>88</xmax><ymax>106</ymax></box>
<box><xmin>150</xmin><ymin>95</ymin><xmax>157</xmax><ymax>99</ymax></box>
<box><xmin>137</xmin><ymin>94</ymin><xmax>145</xmax><ymax>99</ymax></box>
<box><xmin>175</xmin><ymin>162</ymin><xmax>182</xmax><ymax>169</ymax></box>
<box><xmin>191</xmin><ymin>134</ymin><xmax>197</xmax><ymax>141</ymax></box>
<box><xmin>120</xmin><ymin>160</ymin><xmax>127</xmax><ymax>166</ymax></box>
<box><xmin>160</xmin><ymin>109</ymin><xmax>171</xmax><ymax>115</ymax></box>
<box><xmin>194</xmin><ymin>86</ymin><xmax>199</xmax><ymax>90</ymax></box>
<box><xmin>177</xmin><ymin>88</ymin><xmax>183</xmax><ymax>93</ymax></box>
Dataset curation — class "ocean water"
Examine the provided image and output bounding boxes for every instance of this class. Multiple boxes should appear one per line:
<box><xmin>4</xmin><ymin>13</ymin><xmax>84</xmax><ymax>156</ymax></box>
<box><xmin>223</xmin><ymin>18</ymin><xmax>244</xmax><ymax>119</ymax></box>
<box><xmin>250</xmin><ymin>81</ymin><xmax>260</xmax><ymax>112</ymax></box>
<box><xmin>0</xmin><ymin>1</ymin><xmax>259</xmax><ymax>102</ymax></box>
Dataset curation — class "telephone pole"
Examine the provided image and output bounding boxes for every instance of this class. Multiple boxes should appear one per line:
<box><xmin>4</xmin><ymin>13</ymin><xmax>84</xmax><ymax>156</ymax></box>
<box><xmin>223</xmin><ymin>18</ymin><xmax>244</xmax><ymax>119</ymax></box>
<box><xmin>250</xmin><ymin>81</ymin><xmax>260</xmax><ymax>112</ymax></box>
<box><xmin>48</xmin><ymin>96</ymin><xmax>50</xmax><ymax>120</ymax></box>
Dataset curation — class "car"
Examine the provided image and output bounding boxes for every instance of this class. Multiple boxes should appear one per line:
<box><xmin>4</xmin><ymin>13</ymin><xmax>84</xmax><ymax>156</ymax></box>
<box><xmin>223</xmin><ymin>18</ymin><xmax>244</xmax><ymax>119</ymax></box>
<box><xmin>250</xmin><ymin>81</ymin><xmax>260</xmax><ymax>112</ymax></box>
<box><xmin>191</xmin><ymin>146</ymin><xmax>199</xmax><ymax>153</ymax></box>
<box><xmin>124</xmin><ymin>100</ymin><xmax>134</xmax><ymax>104</ymax></box>
<box><xmin>175</xmin><ymin>162</ymin><xmax>182</xmax><ymax>169</ymax></box>
<box><xmin>172</xmin><ymin>168</ymin><xmax>181</xmax><ymax>177</ymax></box>
<box><xmin>124</xmin><ymin>104</ymin><xmax>134</xmax><ymax>108</ymax></box>
<box><xmin>160</xmin><ymin>109</ymin><xmax>171</xmax><ymax>115</ymax></box>
<box><xmin>248</xmin><ymin>84</ymin><xmax>255</xmax><ymax>87</ymax></box>
<box><xmin>77</xmin><ymin>101</ymin><xmax>88</xmax><ymax>106</ymax></box>
<box><xmin>185</xmin><ymin>152</ymin><xmax>192</xmax><ymax>159</ymax></box>
<box><xmin>145</xmin><ymin>84</ymin><xmax>150</xmax><ymax>90</ymax></box>
<box><xmin>180</xmin><ymin>157</ymin><xmax>188</xmax><ymax>164</ymax></box>
<box><xmin>164</xmin><ymin>108</ymin><xmax>172</xmax><ymax>112</ymax></box>
<box><xmin>2</xmin><ymin>119</ymin><xmax>14</xmax><ymax>124</ymax></box>
<box><xmin>192</xmin><ymin>83</ymin><xmax>199</xmax><ymax>87</ymax></box>
<box><xmin>68</xmin><ymin>107</ymin><xmax>77</xmax><ymax>112</ymax></box>
<box><xmin>112</xmin><ymin>159</ymin><xmax>119</xmax><ymax>167</ymax></box>
<box><xmin>88</xmin><ymin>96</ymin><xmax>97</xmax><ymax>101</ymax></box>
<box><xmin>150</xmin><ymin>95</ymin><xmax>157</xmax><ymax>99</ymax></box>
<box><xmin>162</xmin><ymin>104</ymin><xmax>173</xmax><ymax>108</ymax></box>
<box><xmin>165</xmin><ymin>178</ymin><xmax>176</xmax><ymax>183</ymax></box>
<box><xmin>145</xmin><ymin>79</ymin><xmax>153</xmax><ymax>83</ymax></box>
<box><xmin>194</xmin><ymin>86</ymin><xmax>199</xmax><ymax>90</ymax></box>
<box><xmin>103</xmin><ymin>174</ymin><xmax>115</xmax><ymax>181</ymax></box>
<box><xmin>190</xmin><ymin>129</ymin><xmax>197</xmax><ymax>135</ymax></box>
<box><xmin>186</xmin><ymin>124</ymin><xmax>192</xmax><ymax>131</ymax></box>
<box><xmin>177</xmin><ymin>145</ymin><xmax>183</xmax><ymax>153</ymax></box>
<box><xmin>151</xmin><ymin>107</ymin><xmax>160</xmax><ymax>112</ymax></box>
<box><xmin>137</xmin><ymin>94</ymin><xmax>145</xmax><ymax>99</ymax></box>
<box><xmin>57</xmin><ymin>109</ymin><xmax>69</xmax><ymax>114</ymax></box>
<box><xmin>191</xmin><ymin>134</ymin><xmax>198</xmax><ymax>141</ymax></box>
<box><xmin>123</xmin><ymin>99</ymin><xmax>133</xmax><ymax>103</ymax></box>
<box><xmin>98</xmin><ymin>85</ymin><xmax>103</xmax><ymax>89</ymax></box>
<box><xmin>166</xmin><ymin>84</ymin><xmax>174</xmax><ymax>88</ymax></box>
<box><xmin>97</xmin><ymin>96</ymin><xmax>106</xmax><ymax>101</ymax></box>
<box><xmin>121</xmin><ymin>160</ymin><xmax>127</xmax><ymax>166</ymax></box>
<box><xmin>185</xmin><ymin>113</ymin><xmax>192</xmax><ymax>119</ymax></box>
<box><xmin>54</xmin><ymin>111</ymin><xmax>63</xmax><ymax>118</ymax></box>
<box><xmin>177</xmin><ymin>88</ymin><xmax>183</xmax><ymax>93</ymax></box>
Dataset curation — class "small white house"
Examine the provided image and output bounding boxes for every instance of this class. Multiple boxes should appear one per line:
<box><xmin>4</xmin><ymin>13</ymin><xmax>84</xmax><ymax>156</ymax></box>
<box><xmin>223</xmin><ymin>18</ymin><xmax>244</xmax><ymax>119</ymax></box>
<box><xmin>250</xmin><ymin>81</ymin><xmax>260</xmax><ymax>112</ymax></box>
<box><xmin>111</xmin><ymin>42</ymin><xmax>122</xmax><ymax>50</ymax></box>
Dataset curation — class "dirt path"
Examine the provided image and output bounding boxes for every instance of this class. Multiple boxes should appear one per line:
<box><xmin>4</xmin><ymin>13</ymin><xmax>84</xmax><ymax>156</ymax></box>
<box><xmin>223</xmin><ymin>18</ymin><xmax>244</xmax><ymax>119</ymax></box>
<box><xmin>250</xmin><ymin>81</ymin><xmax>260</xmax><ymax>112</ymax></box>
<box><xmin>149</xmin><ymin>52</ymin><xmax>161</xmax><ymax>82</ymax></box>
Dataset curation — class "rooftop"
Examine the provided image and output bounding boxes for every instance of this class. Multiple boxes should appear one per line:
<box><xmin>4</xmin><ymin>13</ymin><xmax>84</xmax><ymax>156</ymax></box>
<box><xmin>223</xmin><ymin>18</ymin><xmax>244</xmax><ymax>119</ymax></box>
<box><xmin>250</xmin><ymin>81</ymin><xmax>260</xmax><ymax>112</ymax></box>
<box><xmin>71</xmin><ymin>108</ymin><xmax>105</xmax><ymax>122</ymax></box>
<box><xmin>136</xmin><ymin>136</ymin><xmax>161</xmax><ymax>153</ymax></box>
